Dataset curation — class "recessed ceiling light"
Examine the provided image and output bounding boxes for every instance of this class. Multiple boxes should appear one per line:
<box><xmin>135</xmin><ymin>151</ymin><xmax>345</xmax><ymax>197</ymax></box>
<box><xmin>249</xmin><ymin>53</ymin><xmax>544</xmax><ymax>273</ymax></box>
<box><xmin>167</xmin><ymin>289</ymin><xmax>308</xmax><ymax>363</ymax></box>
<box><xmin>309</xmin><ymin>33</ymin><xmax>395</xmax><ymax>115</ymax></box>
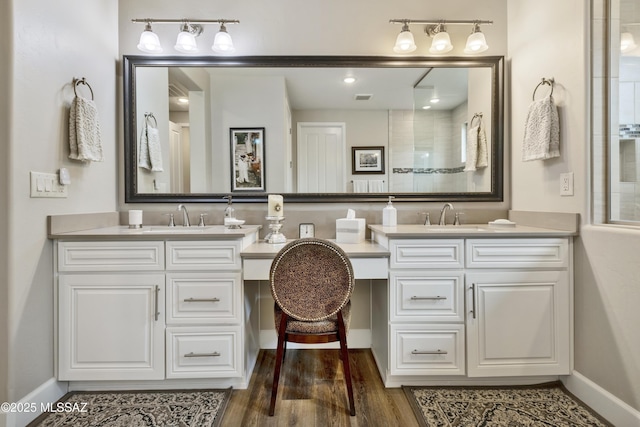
<box><xmin>422</xmin><ymin>105</ymin><xmax>431</xmax><ymax>110</ymax></box>
<box><xmin>343</xmin><ymin>76</ymin><xmax>357</xmax><ymax>84</ymax></box>
<box><xmin>430</xmin><ymin>98</ymin><xmax>440</xmax><ymax>104</ymax></box>
<box><xmin>178</xmin><ymin>97</ymin><xmax>189</xmax><ymax>104</ymax></box>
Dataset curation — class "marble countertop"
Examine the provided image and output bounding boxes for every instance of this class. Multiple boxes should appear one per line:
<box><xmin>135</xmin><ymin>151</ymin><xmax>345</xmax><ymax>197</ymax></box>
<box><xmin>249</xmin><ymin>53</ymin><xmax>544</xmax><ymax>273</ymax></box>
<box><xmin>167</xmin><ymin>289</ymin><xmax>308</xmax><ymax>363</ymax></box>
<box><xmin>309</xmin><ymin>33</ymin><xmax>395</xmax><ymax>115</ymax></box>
<box><xmin>369</xmin><ymin>223</ymin><xmax>577</xmax><ymax>238</ymax></box>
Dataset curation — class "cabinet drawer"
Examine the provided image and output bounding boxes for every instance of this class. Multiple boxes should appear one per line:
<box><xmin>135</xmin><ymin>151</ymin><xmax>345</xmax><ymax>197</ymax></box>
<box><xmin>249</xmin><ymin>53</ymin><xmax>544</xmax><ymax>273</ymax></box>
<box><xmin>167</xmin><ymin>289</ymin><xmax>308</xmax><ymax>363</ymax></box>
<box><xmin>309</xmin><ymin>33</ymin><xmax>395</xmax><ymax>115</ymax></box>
<box><xmin>390</xmin><ymin>239</ymin><xmax>464</xmax><ymax>269</ymax></box>
<box><xmin>58</xmin><ymin>241</ymin><xmax>164</xmax><ymax>272</ymax></box>
<box><xmin>166</xmin><ymin>326</ymin><xmax>242</xmax><ymax>378</ymax></box>
<box><xmin>166</xmin><ymin>273</ymin><xmax>241</xmax><ymax>324</ymax></box>
<box><xmin>466</xmin><ymin>238</ymin><xmax>569</xmax><ymax>269</ymax></box>
<box><xmin>166</xmin><ymin>240</ymin><xmax>241</xmax><ymax>271</ymax></box>
<box><xmin>390</xmin><ymin>271</ymin><xmax>464</xmax><ymax>322</ymax></box>
<box><xmin>390</xmin><ymin>324</ymin><xmax>465</xmax><ymax>376</ymax></box>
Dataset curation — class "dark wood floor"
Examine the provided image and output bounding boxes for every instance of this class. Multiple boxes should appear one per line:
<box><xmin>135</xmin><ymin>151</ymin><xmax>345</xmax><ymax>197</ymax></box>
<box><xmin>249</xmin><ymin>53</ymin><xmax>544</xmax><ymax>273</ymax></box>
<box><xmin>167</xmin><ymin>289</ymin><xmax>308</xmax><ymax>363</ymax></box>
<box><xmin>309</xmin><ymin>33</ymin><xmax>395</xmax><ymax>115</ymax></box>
<box><xmin>222</xmin><ymin>349</ymin><xmax>419</xmax><ymax>426</ymax></box>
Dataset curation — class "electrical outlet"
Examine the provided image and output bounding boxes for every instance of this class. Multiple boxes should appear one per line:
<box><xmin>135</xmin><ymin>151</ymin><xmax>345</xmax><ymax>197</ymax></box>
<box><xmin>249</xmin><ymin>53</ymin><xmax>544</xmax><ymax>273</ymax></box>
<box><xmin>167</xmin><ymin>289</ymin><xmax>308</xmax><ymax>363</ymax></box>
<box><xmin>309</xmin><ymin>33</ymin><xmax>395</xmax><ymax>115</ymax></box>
<box><xmin>560</xmin><ymin>172</ymin><xmax>574</xmax><ymax>196</ymax></box>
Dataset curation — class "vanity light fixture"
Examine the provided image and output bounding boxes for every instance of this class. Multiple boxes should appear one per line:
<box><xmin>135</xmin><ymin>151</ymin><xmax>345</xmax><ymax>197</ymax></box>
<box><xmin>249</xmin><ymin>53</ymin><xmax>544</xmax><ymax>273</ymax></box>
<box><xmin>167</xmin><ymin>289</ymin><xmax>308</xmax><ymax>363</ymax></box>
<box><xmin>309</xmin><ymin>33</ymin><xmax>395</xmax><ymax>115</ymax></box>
<box><xmin>393</xmin><ymin>21</ymin><xmax>417</xmax><ymax>53</ymax></box>
<box><xmin>136</xmin><ymin>22</ymin><xmax>163</xmax><ymax>53</ymax></box>
<box><xmin>212</xmin><ymin>23</ymin><xmax>235</xmax><ymax>53</ymax></box>
<box><xmin>429</xmin><ymin>24</ymin><xmax>453</xmax><ymax>54</ymax></box>
<box><xmin>389</xmin><ymin>19</ymin><xmax>492</xmax><ymax>55</ymax></box>
<box><xmin>175</xmin><ymin>23</ymin><xmax>200</xmax><ymax>53</ymax></box>
<box><xmin>464</xmin><ymin>22</ymin><xmax>489</xmax><ymax>53</ymax></box>
<box><xmin>132</xmin><ymin>18</ymin><xmax>240</xmax><ymax>54</ymax></box>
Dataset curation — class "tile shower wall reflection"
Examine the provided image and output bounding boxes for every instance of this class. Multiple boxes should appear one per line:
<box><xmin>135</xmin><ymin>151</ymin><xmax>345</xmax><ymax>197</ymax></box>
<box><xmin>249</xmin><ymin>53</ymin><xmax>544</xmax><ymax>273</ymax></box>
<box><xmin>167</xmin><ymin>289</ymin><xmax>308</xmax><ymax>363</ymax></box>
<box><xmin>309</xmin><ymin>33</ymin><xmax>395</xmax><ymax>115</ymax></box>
<box><xmin>389</xmin><ymin>108</ymin><xmax>468</xmax><ymax>193</ymax></box>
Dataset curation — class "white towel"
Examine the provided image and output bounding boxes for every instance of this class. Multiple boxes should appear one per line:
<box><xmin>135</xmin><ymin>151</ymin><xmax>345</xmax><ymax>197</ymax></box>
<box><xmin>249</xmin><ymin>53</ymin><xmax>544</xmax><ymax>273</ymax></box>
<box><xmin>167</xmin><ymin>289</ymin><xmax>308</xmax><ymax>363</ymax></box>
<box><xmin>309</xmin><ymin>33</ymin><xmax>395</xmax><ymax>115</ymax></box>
<box><xmin>368</xmin><ymin>180</ymin><xmax>384</xmax><ymax>193</ymax></box>
<box><xmin>464</xmin><ymin>117</ymin><xmax>489</xmax><ymax>172</ymax></box>
<box><xmin>138</xmin><ymin>122</ymin><xmax>164</xmax><ymax>172</ymax></box>
<box><xmin>476</xmin><ymin>119</ymin><xmax>488</xmax><ymax>168</ymax></box>
<box><xmin>352</xmin><ymin>180</ymin><xmax>368</xmax><ymax>193</ymax></box>
<box><xmin>464</xmin><ymin>125</ymin><xmax>480</xmax><ymax>171</ymax></box>
<box><xmin>69</xmin><ymin>95</ymin><xmax>103</xmax><ymax>162</ymax></box>
<box><xmin>522</xmin><ymin>94</ymin><xmax>560</xmax><ymax>161</ymax></box>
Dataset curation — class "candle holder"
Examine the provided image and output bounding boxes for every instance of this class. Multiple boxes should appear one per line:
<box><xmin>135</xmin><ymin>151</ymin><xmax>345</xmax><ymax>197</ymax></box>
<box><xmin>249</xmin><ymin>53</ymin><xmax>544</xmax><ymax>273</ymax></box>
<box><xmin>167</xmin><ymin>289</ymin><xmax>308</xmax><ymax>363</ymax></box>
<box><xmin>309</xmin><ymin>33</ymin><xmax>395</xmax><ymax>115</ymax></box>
<box><xmin>264</xmin><ymin>216</ymin><xmax>286</xmax><ymax>244</ymax></box>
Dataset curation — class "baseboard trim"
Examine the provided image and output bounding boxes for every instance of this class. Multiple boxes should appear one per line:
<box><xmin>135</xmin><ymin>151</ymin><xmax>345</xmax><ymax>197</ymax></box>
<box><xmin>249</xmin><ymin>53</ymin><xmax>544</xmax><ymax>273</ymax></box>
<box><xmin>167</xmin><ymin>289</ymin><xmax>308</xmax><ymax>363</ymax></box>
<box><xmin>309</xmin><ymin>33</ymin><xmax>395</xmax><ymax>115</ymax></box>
<box><xmin>4</xmin><ymin>378</ymin><xmax>67</xmax><ymax>427</ymax></box>
<box><xmin>562</xmin><ymin>371</ymin><xmax>640</xmax><ymax>426</ymax></box>
<box><xmin>259</xmin><ymin>329</ymin><xmax>371</xmax><ymax>349</ymax></box>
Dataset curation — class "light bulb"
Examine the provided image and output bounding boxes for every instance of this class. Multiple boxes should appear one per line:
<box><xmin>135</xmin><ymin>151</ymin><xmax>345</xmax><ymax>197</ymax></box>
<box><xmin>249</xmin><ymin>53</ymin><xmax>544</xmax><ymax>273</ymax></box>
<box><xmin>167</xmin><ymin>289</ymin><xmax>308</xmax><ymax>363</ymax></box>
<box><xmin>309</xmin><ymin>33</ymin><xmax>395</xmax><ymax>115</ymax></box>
<box><xmin>137</xmin><ymin>23</ymin><xmax>163</xmax><ymax>53</ymax></box>
<box><xmin>212</xmin><ymin>24</ymin><xmax>235</xmax><ymax>53</ymax></box>
<box><xmin>464</xmin><ymin>28</ymin><xmax>489</xmax><ymax>54</ymax></box>
<box><xmin>175</xmin><ymin>24</ymin><xmax>198</xmax><ymax>53</ymax></box>
<box><xmin>393</xmin><ymin>24</ymin><xmax>417</xmax><ymax>53</ymax></box>
<box><xmin>429</xmin><ymin>30</ymin><xmax>453</xmax><ymax>54</ymax></box>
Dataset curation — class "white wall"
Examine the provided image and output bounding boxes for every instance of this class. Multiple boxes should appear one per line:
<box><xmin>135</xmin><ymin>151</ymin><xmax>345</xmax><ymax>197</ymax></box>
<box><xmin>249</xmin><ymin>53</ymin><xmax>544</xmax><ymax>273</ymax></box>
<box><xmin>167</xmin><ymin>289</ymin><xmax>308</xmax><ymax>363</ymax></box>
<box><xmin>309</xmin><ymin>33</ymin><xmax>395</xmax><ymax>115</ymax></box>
<box><xmin>510</xmin><ymin>0</ymin><xmax>640</xmax><ymax>417</ymax></box>
<box><xmin>0</xmin><ymin>0</ymin><xmax>11</xmax><ymax>409</ymax></box>
<box><xmin>4</xmin><ymin>0</ymin><xmax>118</xmax><ymax>407</ymax></box>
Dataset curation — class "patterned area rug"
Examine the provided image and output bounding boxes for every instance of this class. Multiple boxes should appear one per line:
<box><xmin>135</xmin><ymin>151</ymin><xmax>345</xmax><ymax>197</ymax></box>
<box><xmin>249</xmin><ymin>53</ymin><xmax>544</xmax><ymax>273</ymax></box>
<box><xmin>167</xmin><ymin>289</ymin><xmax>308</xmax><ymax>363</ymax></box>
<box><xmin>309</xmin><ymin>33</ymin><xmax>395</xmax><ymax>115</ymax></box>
<box><xmin>29</xmin><ymin>388</ymin><xmax>231</xmax><ymax>427</ymax></box>
<box><xmin>403</xmin><ymin>382</ymin><xmax>612</xmax><ymax>427</ymax></box>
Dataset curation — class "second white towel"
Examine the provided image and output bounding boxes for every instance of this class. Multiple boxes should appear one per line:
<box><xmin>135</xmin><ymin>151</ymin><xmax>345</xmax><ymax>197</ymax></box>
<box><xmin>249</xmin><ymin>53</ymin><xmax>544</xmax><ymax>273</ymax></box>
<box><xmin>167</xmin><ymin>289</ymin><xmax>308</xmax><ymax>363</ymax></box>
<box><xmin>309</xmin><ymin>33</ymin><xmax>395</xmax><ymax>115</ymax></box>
<box><xmin>69</xmin><ymin>95</ymin><xmax>103</xmax><ymax>162</ymax></box>
<box><xmin>464</xmin><ymin>119</ymin><xmax>488</xmax><ymax>171</ymax></box>
<box><xmin>352</xmin><ymin>180</ymin><xmax>368</xmax><ymax>193</ymax></box>
<box><xmin>138</xmin><ymin>121</ymin><xmax>164</xmax><ymax>172</ymax></box>
<box><xmin>522</xmin><ymin>94</ymin><xmax>560</xmax><ymax>161</ymax></box>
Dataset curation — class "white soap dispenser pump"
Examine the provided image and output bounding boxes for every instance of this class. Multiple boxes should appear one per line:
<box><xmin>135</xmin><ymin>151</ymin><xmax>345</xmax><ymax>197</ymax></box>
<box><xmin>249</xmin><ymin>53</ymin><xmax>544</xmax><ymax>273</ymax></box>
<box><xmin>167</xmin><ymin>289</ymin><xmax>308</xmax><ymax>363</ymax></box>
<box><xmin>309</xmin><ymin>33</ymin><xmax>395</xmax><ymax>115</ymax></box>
<box><xmin>382</xmin><ymin>196</ymin><xmax>397</xmax><ymax>227</ymax></box>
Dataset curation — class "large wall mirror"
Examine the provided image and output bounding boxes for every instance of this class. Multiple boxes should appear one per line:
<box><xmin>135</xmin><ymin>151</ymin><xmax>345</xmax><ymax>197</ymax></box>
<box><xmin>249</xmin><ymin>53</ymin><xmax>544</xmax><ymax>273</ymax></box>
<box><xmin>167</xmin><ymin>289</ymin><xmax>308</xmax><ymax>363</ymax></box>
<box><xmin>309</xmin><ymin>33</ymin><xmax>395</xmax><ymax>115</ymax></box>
<box><xmin>124</xmin><ymin>55</ymin><xmax>503</xmax><ymax>203</ymax></box>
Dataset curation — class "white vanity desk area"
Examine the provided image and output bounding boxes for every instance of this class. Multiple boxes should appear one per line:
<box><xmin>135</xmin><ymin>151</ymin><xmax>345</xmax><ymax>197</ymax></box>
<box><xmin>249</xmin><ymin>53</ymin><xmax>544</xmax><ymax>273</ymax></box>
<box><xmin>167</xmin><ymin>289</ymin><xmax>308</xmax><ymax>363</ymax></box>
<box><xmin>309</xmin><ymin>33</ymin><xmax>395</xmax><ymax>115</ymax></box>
<box><xmin>49</xmin><ymin>214</ymin><xmax>577</xmax><ymax>391</ymax></box>
<box><xmin>241</xmin><ymin>240</ymin><xmax>390</xmax><ymax>281</ymax></box>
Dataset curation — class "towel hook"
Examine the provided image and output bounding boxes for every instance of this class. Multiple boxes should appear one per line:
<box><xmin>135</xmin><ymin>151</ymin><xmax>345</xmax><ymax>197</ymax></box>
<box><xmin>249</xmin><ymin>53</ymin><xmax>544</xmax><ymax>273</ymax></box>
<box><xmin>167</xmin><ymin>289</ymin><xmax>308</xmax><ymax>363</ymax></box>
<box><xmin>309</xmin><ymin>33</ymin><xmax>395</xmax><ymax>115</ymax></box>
<box><xmin>144</xmin><ymin>112</ymin><xmax>158</xmax><ymax>127</ymax></box>
<box><xmin>73</xmin><ymin>77</ymin><xmax>94</xmax><ymax>100</ymax></box>
<box><xmin>470</xmin><ymin>112</ymin><xmax>483</xmax><ymax>127</ymax></box>
<box><xmin>532</xmin><ymin>77</ymin><xmax>554</xmax><ymax>101</ymax></box>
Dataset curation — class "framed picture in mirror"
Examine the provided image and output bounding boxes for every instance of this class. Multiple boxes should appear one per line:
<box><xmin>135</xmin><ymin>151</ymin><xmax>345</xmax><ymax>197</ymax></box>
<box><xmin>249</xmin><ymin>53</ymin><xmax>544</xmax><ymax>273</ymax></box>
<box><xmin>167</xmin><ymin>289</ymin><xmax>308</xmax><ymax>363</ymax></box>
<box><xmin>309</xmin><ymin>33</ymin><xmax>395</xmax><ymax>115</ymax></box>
<box><xmin>352</xmin><ymin>146</ymin><xmax>385</xmax><ymax>174</ymax></box>
<box><xmin>230</xmin><ymin>127</ymin><xmax>265</xmax><ymax>191</ymax></box>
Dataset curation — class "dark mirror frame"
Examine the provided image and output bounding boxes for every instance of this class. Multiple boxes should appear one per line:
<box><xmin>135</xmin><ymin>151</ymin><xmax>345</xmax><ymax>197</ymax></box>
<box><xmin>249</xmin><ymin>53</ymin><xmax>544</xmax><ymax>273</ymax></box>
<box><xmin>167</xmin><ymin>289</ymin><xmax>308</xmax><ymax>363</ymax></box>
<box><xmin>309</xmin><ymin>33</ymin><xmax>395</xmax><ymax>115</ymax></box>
<box><xmin>123</xmin><ymin>55</ymin><xmax>504</xmax><ymax>203</ymax></box>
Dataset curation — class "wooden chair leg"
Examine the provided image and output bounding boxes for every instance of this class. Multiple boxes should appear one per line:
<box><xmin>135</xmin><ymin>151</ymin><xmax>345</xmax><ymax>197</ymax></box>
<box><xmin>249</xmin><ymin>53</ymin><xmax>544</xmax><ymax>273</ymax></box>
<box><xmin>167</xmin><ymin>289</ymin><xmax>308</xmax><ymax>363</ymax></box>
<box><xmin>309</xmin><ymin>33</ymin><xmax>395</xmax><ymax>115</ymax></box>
<box><xmin>337</xmin><ymin>311</ymin><xmax>356</xmax><ymax>416</ymax></box>
<box><xmin>269</xmin><ymin>313</ymin><xmax>289</xmax><ymax>416</ymax></box>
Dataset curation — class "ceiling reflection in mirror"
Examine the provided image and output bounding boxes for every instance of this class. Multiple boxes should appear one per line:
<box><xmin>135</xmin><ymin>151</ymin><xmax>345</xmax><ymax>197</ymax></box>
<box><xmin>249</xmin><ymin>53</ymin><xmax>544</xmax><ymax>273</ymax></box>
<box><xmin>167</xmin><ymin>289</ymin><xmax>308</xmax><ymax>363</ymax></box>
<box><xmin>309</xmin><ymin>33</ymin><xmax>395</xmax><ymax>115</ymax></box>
<box><xmin>124</xmin><ymin>56</ymin><xmax>503</xmax><ymax>203</ymax></box>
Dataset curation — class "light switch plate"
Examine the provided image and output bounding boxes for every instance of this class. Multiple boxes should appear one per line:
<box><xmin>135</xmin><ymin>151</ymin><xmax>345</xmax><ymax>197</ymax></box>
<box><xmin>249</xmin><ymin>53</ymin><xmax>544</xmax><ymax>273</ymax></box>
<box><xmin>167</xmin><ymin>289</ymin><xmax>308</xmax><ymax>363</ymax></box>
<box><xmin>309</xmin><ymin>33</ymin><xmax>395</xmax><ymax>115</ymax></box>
<box><xmin>30</xmin><ymin>171</ymin><xmax>68</xmax><ymax>198</ymax></box>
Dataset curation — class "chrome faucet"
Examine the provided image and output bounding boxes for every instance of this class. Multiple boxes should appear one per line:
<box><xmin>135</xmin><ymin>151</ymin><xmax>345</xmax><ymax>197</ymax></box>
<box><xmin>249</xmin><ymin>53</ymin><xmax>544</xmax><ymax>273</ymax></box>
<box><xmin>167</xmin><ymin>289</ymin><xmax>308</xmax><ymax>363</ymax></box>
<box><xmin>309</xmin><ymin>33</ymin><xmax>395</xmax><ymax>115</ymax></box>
<box><xmin>438</xmin><ymin>203</ymin><xmax>454</xmax><ymax>225</ymax></box>
<box><xmin>177</xmin><ymin>204</ymin><xmax>191</xmax><ymax>227</ymax></box>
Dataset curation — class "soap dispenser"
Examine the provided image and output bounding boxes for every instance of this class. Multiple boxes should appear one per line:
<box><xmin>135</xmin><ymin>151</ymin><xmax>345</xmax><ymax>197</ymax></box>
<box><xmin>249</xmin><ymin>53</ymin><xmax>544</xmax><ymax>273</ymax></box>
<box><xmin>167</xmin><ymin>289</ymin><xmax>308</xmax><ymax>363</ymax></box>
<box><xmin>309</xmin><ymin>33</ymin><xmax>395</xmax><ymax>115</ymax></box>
<box><xmin>382</xmin><ymin>196</ymin><xmax>397</xmax><ymax>227</ymax></box>
<box><xmin>223</xmin><ymin>195</ymin><xmax>235</xmax><ymax>220</ymax></box>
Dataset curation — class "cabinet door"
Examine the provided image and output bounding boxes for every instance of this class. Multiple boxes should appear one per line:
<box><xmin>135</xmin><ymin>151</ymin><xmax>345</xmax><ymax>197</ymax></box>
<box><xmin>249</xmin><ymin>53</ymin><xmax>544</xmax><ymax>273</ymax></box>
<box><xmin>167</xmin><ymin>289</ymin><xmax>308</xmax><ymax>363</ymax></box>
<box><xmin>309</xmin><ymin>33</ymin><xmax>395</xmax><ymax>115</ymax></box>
<box><xmin>58</xmin><ymin>274</ymin><xmax>165</xmax><ymax>381</ymax></box>
<box><xmin>466</xmin><ymin>271</ymin><xmax>570</xmax><ymax>377</ymax></box>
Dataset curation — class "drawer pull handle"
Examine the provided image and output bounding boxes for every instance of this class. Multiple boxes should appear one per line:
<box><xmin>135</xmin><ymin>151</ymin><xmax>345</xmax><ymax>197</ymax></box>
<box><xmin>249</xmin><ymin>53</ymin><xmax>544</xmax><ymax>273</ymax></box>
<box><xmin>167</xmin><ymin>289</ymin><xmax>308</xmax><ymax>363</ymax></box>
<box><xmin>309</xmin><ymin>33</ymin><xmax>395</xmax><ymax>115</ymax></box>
<box><xmin>184</xmin><ymin>297</ymin><xmax>220</xmax><ymax>303</ymax></box>
<box><xmin>184</xmin><ymin>351</ymin><xmax>221</xmax><ymax>358</ymax></box>
<box><xmin>411</xmin><ymin>296</ymin><xmax>446</xmax><ymax>301</ymax></box>
<box><xmin>412</xmin><ymin>349</ymin><xmax>448</xmax><ymax>355</ymax></box>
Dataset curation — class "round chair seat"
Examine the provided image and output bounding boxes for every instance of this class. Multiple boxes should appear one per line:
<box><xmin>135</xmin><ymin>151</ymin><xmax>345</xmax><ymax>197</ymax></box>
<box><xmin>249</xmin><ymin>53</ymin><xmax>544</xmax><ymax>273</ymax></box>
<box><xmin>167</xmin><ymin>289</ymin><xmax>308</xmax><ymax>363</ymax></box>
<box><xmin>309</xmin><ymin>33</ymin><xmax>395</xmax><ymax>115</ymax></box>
<box><xmin>274</xmin><ymin>301</ymin><xmax>351</xmax><ymax>335</ymax></box>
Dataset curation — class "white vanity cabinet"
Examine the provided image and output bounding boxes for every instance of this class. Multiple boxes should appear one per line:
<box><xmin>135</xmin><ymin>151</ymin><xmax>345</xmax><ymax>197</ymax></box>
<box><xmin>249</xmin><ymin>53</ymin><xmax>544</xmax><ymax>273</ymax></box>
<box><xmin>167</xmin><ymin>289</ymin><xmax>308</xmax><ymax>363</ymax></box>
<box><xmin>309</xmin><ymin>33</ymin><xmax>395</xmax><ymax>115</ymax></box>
<box><xmin>57</xmin><ymin>241</ymin><xmax>166</xmax><ymax>381</ymax></box>
<box><xmin>54</xmin><ymin>230</ymin><xmax>258</xmax><ymax>386</ymax></box>
<box><xmin>388</xmin><ymin>239</ymin><xmax>466</xmax><ymax>377</ymax></box>
<box><xmin>465</xmin><ymin>238</ymin><xmax>571</xmax><ymax>377</ymax></box>
<box><xmin>164</xmin><ymin>240</ymin><xmax>243</xmax><ymax>379</ymax></box>
<box><xmin>370</xmin><ymin>227</ymin><xmax>573</xmax><ymax>387</ymax></box>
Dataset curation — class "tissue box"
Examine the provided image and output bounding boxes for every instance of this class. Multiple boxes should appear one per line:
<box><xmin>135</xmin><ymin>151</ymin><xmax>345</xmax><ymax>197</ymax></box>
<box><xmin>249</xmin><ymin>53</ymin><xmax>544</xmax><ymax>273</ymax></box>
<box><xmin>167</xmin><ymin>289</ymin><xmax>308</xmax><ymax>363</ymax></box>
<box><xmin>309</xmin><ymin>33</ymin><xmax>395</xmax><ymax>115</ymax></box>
<box><xmin>336</xmin><ymin>218</ymin><xmax>366</xmax><ymax>244</ymax></box>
